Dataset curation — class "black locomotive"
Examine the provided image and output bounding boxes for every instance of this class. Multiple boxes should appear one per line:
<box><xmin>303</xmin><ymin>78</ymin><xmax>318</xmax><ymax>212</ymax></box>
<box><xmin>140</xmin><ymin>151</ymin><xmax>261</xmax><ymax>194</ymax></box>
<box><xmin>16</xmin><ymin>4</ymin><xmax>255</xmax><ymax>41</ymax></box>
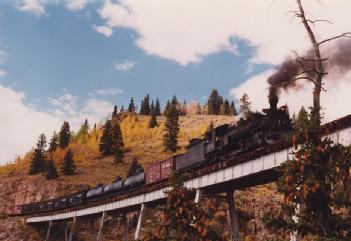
<box><xmin>14</xmin><ymin>95</ymin><xmax>294</xmax><ymax>216</ymax></box>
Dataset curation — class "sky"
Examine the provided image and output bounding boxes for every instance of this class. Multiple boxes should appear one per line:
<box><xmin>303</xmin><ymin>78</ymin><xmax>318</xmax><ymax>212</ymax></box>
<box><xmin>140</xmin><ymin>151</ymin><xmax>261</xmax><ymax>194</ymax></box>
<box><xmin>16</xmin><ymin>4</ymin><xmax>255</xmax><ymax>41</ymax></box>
<box><xmin>0</xmin><ymin>0</ymin><xmax>351</xmax><ymax>164</ymax></box>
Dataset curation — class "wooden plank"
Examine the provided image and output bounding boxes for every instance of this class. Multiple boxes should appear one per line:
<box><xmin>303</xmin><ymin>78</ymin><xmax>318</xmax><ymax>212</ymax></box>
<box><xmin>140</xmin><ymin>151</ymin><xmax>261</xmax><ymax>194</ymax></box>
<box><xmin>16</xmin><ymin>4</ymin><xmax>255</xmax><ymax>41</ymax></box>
<box><xmin>96</xmin><ymin>211</ymin><xmax>106</xmax><ymax>241</ymax></box>
<box><xmin>123</xmin><ymin>214</ymin><xmax>129</xmax><ymax>241</ymax></box>
<box><xmin>226</xmin><ymin>191</ymin><xmax>239</xmax><ymax>241</ymax></box>
<box><xmin>45</xmin><ymin>220</ymin><xmax>53</xmax><ymax>241</ymax></box>
<box><xmin>134</xmin><ymin>203</ymin><xmax>146</xmax><ymax>240</ymax></box>
<box><xmin>68</xmin><ymin>216</ymin><xmax>76</xmax><ymax>241</ymax></box>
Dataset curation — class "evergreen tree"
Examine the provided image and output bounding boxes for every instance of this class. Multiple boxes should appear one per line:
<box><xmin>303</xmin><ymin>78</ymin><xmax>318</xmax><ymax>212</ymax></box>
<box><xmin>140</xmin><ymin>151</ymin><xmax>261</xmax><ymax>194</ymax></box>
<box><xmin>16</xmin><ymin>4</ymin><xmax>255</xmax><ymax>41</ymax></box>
<box><xmin>61</xmin><ymin>149</ymin><xmax>76</xmax><ymax>175</ymax></box>
<box><xmin>110</xmin><ymin>118</ymin><xmax>124</xmax><ymax>164</ymax></box>
<box><xmin>230</xmin><ymin>101</ymin><xmax>238</xmax><ymax>116</ymax></box>
<box><xmin>295</xmin><ymin>106</ymin><xmax>309</xmax><ymax>131</ymax></box>
<box><xmin>45</xmin><ymin>159</ymin><xmax>58</xmax><ymax>180</ymax></box>
<box><xmin>155</xmin><ymin>98</ymin><xmax>161</xmax><ymax>116</ymax></box>
<box><xmin>180</xmin><ymin>100</ymin><xmax>187</xmax><ymax>116</ymax></box>
<box><xmin>28</xmin><ymin>134</ymin><xmax>47</xmax><ymax>175</ymax></box>
<box><xmin>59</xmin><ymin>122</ymin><xmax>71</xmax><ymax>149</ymax></box>
<box><xmin>163</xmin><ymin>96</ymin><xmax>180</xmax><ymax>152</ymax></box>
<box><xmin>75</xmin><ymin>119</ymin><xmax>90</xmax><ymax>143</ymax></box>
<box><xmin>112</xmin><ymin>105</ymin><xmax>118</xmax><ymax>118</ymax></box>
<box><xmin>120</xmin><ymin>105</ymin><xmax>125</xmax><ymax>112</ymax></box>
<box><xmin>220</xmin><ymin>99</ymin><xmax>231</xmax><ymax>115</ymax></box>
<box><xmin>163</xmin><ymin>100</ymin><xmax>171</xmax><ymax>116</ymax></box>
<box><xmin>140</xmin><ymin>94</ymin><xmax>151</xmax><ymax>115</ymax></box>
<box><xmin>239</xmin><ymin>93</ymin><xmax>252</xmax><ymax>119</ymax></box>
<box><xmin>48</xmin><ymin>131</ymin><xmax>58</xmax><ymax>155</ymax></box>
<box><xmin>150</xmin><ymin>100</ymin><xmax>155</xmax><ymax>114</ymax></box>
<box><xmin>127</xmin><ymin>158</ymin><xmax>141</xmax><ymax>177</ymax></box>
<box><xmin>149</xmin><ymin>109</ymin><xmax>158</xmax><ymax>128</ymax></box>
<box><xmin>207</xmin><ymin>89</ymin><xmax>223</xmax><ymax>115</ymax></box>
<box><xmin>128</xmin><ymin>97</ymin><xmax>136</xmax><ymax>113</ymax></box>
<box><xmin>99</xmin><ymin>119</ymin><xmax>113</xmax><ymax>155</ymax></box>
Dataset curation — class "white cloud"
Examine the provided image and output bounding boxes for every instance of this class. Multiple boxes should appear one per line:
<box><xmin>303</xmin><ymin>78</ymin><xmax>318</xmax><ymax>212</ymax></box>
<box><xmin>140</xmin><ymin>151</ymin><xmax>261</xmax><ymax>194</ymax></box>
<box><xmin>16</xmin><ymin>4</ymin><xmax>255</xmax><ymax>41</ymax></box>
<box><xmin>97</xmin><ymin>0</ymin><xmax>351</xmax><ymax>66</ymax></box>
<box><xmin>114</xmin><ymin>60</ymin><xmax>135</xmax><ymax>71</ymax></box>
<box><xmin>89</xmin><ymin>88</ymin><xmax>123</xmax><ymax>96</ymax></box>
<box><xmin>17</xmin><ymin>0</ymin><xmax>46</xmax><ymax>16</ymax></box>
<box><xmin>0</xmin><ymin>86</ymin><xmax>114</xmax><ymax>165</ymax></box>
<box><xmin>0</xmin><ymin>85</ymin><xmax>61</xmax><ymax>164</ymax></box>
<box><xmin>230</xmin><ymin>70</ymin><xmax>351</xmax><ymax>123</ymax></box>
<box><xmin>65</xmin><ymin>0</ymin><xmax>87</xmax><ymax>11</ymax></box>
<box><xmin>93</xmin><ymin>25</ymin><xmax>113</xmax><ymax>37</ymax></box>
<box><xmin>0</xmin><ymin>69</ymin><xmax>6</xmax><ymax>78</ymax></box>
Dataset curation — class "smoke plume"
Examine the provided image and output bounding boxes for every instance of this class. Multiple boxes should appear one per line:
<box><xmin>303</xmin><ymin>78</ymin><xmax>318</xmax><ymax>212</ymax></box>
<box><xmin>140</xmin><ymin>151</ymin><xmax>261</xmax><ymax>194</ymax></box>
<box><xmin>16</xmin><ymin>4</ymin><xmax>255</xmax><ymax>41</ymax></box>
<box><xmin>267</xmin><ymin>39</ymin><xmax>351</xmax><ymax>100</ymax></box>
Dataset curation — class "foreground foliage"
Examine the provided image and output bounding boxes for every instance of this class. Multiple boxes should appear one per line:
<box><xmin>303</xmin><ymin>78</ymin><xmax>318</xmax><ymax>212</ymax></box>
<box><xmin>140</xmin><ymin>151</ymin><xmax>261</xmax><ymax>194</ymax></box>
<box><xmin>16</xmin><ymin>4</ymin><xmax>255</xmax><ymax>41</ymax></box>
<box><xmin>141</xmin><ymin>173</ymin><xmax>223</xmax><ymax>241</ymax></box>
<box><xmin>263</xmin><ymin>109</ymin><xmax>351</xmax><ymax>241</ymax></box>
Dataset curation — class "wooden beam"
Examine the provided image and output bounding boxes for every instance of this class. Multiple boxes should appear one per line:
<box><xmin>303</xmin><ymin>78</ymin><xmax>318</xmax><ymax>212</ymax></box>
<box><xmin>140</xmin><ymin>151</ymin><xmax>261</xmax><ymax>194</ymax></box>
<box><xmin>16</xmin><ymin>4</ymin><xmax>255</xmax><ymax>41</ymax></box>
<box><xmin>134</xmin><ymin>203</ymin><xmax>146</xmax><ymax>240</ymax></box>
<box><xmin>68</xmin><ymin>216</ymin><xmax>76</xmax><ymax>241</ymax></box>
<box><xmin>96</xmin><ymin>211</ymin><xmax>107</xmax><ymax>241</ymax></box>
<box><xmin>194</xmin><ymin>189</ymin><xmax>202</xmax><ymax>203</ymax></box>
<box><xmin>44</xmin><ymin>220</ymin><xmax>53</xmax><ymax>241</ymax></box>
<box><xmin>123</xmin><ymin>214</ymin><xmax>129</xmax><ymax>241</ymax></box>
<box><xmin>226</xmin><ymin>190</ymin><xmax>239</xmax><ymax>241</ymax></box>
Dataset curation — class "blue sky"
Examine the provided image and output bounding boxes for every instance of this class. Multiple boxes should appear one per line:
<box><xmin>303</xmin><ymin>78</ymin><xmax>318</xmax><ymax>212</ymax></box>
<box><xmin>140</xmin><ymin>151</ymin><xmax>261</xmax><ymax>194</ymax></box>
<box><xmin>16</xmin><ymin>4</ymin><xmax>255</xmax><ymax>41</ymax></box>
<box><xmin>0</xmin><ymin>0</ymin><xmax>350</xmax><ymax>163</ymax></box>
<box><xmin>0</xmin><ymin>0</ymin><xmax>269</xmax><ymax>112</ymax></box>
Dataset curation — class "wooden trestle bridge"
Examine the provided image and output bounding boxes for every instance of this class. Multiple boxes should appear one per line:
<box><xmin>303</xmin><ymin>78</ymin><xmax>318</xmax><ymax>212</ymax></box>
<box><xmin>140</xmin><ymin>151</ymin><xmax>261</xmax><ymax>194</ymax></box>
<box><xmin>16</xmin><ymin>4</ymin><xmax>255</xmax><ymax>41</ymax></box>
<box><xmin>24</xmin><ymin>115</ymin><xmax>351</xmax><ymax>241</ymax></box>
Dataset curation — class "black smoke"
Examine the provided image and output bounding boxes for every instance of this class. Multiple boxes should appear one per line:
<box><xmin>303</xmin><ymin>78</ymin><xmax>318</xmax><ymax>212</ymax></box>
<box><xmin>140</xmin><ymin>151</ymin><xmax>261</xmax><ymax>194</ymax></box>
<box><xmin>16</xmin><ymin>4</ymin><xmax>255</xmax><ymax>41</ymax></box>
<box><xmin>267</xmin><ymin>39</ymin><xmax>351</xmax><ymax>100</ymax></box>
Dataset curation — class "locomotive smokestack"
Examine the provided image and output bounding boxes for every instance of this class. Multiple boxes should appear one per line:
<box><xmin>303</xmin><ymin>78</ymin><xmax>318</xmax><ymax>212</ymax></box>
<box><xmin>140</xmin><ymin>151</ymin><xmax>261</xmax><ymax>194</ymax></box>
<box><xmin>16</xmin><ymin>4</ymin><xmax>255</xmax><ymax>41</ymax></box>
<box><xmin>268</xmin><ymin>87</ymin><xmax>278</xmax><ymax>111</ymax></box>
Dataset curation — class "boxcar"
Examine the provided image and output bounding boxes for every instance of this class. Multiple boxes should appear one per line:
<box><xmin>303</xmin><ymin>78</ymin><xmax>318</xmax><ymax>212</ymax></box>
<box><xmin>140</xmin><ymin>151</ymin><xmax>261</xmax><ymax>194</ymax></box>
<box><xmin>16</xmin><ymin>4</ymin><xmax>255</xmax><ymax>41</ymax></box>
<box><xmin>175</xmin><ymin>142</ymin><xmax>206</xmax><ymax>171</ymax></box>
<box><xmin>6</xmin><ymin>205</ymin><xmax>22</xmax><ymax>216</ymax></box>
<box><xmin>146</xmin><ymin>157</ymin><xmax>175</xmax><ymax>185</ymax></box>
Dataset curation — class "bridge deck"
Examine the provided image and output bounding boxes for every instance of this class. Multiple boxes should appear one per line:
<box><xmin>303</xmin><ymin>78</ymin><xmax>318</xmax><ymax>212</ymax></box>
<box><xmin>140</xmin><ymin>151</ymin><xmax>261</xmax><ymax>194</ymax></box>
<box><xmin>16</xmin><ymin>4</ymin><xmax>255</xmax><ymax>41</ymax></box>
<box><xmin>26</xmin><ymin>124</ymin><xmax>351</xmax><ymax>223</ymax></box>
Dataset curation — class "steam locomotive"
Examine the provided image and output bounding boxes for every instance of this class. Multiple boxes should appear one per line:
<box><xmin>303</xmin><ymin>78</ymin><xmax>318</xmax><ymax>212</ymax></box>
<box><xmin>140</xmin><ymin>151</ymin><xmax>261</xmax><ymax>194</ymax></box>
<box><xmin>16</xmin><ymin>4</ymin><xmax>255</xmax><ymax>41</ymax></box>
<box><xmin>8</xmin><ymin>96</ymin><xmax>294</xmax><ymax>216</ymax></box>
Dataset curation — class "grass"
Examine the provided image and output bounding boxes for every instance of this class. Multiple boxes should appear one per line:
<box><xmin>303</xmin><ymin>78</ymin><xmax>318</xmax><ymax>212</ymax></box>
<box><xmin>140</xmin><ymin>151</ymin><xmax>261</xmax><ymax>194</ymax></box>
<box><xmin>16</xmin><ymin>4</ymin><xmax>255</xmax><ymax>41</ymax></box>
<box><xmin>0</xmin><ymin>114</ymin><xmax>234</xmax><ymax>193</ymax></box>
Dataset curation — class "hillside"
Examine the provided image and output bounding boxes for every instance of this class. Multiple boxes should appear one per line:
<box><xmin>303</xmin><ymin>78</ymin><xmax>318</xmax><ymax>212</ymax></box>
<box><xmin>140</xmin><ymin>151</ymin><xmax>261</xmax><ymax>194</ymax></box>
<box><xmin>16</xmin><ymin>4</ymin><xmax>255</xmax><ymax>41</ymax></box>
<box><xmin>0</xmin><ymin>114</ymin><xmax>287</xmax><ymax>241</ymax></box>
<box><xmin>0</xmin><ymin>114</ymin><xmax>234</xmax><ymax>190</ymax></box>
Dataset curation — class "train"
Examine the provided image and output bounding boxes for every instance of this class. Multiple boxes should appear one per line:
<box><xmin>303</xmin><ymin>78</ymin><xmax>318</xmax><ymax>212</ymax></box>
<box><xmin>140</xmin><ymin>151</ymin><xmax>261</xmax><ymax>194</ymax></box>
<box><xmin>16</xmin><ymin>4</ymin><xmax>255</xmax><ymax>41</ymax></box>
<box><xmin>6</xmin><ymin>95</ymin><xmax>294</xmax><ymax>216</ymax></box>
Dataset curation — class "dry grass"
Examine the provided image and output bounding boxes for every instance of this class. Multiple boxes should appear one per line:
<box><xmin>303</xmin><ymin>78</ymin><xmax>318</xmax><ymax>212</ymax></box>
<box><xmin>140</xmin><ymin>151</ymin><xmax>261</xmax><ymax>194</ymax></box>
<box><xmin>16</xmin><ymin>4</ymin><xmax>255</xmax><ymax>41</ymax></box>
<box><xmin>0</xmin><ymin>114</ymin><xmax>234</xmax><ymax>188</ymax></box>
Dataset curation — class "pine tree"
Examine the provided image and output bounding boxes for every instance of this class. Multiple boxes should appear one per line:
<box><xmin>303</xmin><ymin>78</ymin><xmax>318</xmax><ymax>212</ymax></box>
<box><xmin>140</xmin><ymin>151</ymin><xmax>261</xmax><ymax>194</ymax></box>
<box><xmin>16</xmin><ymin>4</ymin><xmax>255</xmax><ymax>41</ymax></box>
<box><xmin>180</xmin><ymin>100</ymin><xmax>187</xmax><ymax>116</ymax></box>
<box><xmin>239</xmin><ymin>93</ymin><xmax>252</xmax><ymax>119</ymax></box>
<box><xmin>163</xmin><ymin>100</ymin><xmax>171</xmax><ymax>116</ymax></box>
<box><xmin>59</xmin><ymin>122</ymin><xmax>71</xmax><ymax>149</ymax></box>
<box><xmin>207</xmin><ymin>89</ymin><xmax>223</xmax><ymax>115</ymax></box>
<box><xmin>120</xmin><ymin>105</ymin><xmax>125</xmax><ymax>112</ymax></box>
<box><xmin>163</xmin><ymin>96</ymin><xmax>180</xmax><ymax>152</ymax></box>
<box><xmin>155</xmin><ymin>98</ymin><xmax>161</xmax><ymax>116</ymax></box>
<box><xmin>61</xmin><ymin>149</ymin><xmax>76</xmax><ymax>175</ymax></box>
<box><xmin>28</xmin><ymin>134</ymin><xmax>47</xmax><ymax>175</ymax></box>
<box><xmin>127</xmin><ymin>158</ymin><xmax>141</xmax><ymax>177</ymax></box>
<box><xmin>295</xmin><ymin>106</ymin><xmax>309</xmax><ymax>131</ymax></box>
<box><xmin>99</xmin><ymin>119</ymin><xmax>113</xmax><ymax>155</ymax></box>
<box><xmin>112</xmin><ymin>105</ymin><xmax>118</xmax><ymax>118</ymax></box>
<box><xmin>110</xmin><ymin>118</ymin><xmax>124</xmax><ymax>164</ymax></box>
<box><xmin>150</xmin><ymin>100</ymin><xmax>155</xmax><ymax>114</ymax></box>
<box><xmin>75</xmin><ymin>119</ymin><xmax>90</xmax><ymax>144</ymax></box>
<box><xmin>45</xmin><ymin>159</ymin><xmax>58</xmax><ymax>180</ymax></box>
<box><xmin>48</xmin><ymin>131</ymin><xmax>58</xmax><ymax>155</ymax></box>
<box><xmin>220</xmin><ymin>99</ymin><xmax>231</xmax><ymax>115</ymax></box>
<box><xmin>230</xmin><ymin>101</ymin><xmax>238</xmax><ymax>116</ymax></box>
<box><xmin>140</xmin><ymin>94</ymin><xmax>151</xmax><ymax>115</ymax></box>
<box><xmin>149</xmin><ymin>108</ymin><xmax>158</xmax><ymax>128</ymax></box>
<box><xmin>128</xmin><ymin>97</ymin><xmax>136</xmax><ymax>113</ymax></box>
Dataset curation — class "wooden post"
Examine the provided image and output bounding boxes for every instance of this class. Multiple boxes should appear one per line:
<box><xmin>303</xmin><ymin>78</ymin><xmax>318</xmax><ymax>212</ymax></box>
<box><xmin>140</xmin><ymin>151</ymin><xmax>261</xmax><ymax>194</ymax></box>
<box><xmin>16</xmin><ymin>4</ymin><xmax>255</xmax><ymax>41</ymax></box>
<box><xmin>123</xmin><ymin>214</ymin><xmax>129</xmax><ymax>241</ymax></box>
<box><xmin>68</xmin><ymin>216</ymin><xmax>76</xmax><ymax>241</ymax></box>
<box><xmin>45</xmin><ymin>220</ymin><xmax>53</xmax><ymax>241</ymax></box>
<box><xmin>134</xmin><ymin>203</ymin><xmax>146</xmax><ymax>240</ymax></box>
<box><xmin>226</xmin><ymin>190</ymin><xmax>239</xmax><ymax>241</ymax></box>
<box><xmin>96</xmin><ymin>211</ymin><xmax>106</xmax><ymax>241</ymax></box>
<box><xmin>194</xmin><ymin>189</ymin><xmax>202</xmax><ymax>203</ymax></box>
<box><xmin>65</xmin><ymin>225</ymin><xmax>68</xmax><ymax>241</ymax></box>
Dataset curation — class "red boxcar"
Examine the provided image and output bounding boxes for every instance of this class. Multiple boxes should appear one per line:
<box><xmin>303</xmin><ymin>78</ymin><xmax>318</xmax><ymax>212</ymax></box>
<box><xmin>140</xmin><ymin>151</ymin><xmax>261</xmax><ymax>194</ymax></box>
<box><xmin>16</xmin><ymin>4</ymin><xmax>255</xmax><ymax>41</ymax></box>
<box><xmin>146</xmin><ymin>157</ymin><xmax>175</xmax><ymax>185</ymax></box>
<box><xmin>5</xmin><ymin>205</ymin><xmax>22</xmax><ymax>216</ymax></box>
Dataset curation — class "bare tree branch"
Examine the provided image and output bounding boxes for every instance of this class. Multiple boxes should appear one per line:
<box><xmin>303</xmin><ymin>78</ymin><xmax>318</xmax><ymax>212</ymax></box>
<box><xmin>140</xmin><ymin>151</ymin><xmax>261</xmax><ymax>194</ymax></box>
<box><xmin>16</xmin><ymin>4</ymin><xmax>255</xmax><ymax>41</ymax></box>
<box><xmin>318</xmin><ymin>32</ymin><xmax>351</xmax><ymax>46</ymax></box>
<box><xmin>306</xmin><ymin>19</ymin><xmax>333</xmax><ymax>25</ymax></box>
